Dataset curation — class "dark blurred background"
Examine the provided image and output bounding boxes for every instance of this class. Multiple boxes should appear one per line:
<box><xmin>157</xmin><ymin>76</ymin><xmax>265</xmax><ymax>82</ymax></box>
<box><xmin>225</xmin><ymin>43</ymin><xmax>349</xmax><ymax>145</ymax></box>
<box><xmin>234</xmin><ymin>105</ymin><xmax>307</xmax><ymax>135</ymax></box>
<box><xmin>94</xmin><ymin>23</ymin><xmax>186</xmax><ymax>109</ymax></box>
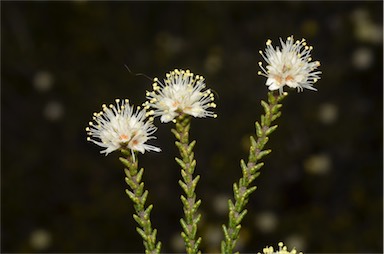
<box><xmin>1</xmin><ymin>1</ymin><xmax>383</xmax><ymax>253</ymax></box>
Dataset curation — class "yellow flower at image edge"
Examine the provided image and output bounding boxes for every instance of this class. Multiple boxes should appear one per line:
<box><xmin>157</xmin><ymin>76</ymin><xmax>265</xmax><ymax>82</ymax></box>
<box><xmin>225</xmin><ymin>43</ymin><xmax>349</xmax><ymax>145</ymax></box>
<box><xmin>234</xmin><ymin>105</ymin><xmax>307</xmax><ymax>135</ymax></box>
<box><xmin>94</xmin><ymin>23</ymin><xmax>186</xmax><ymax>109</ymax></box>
<box><xmin>258</xmin><ymin>36</ymin><xmax>321</xmax><ymax>94</ymax></box>
<box><xmin>86</xmin><ymin>99</ymin><xmax>161</xmax><ymax>155</ymax></box>
<box><xmin>144</xmin><ymin>69</ymin><xmax>217</xmax><ymax>123</ymax></box>
<box><xmin>258</xmin><ymin>242</ymin><xmax>303</xmax><ymax>254</ymax></box>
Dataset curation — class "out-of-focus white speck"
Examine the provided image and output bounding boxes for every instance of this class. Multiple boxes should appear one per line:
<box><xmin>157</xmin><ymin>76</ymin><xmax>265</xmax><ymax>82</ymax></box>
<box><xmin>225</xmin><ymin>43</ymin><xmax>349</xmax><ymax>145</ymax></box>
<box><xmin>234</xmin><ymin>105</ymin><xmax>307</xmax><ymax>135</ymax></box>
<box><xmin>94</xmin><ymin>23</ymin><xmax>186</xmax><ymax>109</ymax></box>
<box><xmin>33</xmin><ymin>71</ymin><xmax>53</xmax><ymax>92</ymax></box>
<box><xmin>303</xmin><ymin>153</ymin><xmax>332</xmax><ymax>175</ymax></box>
<box><xmin>351</xmin><ymin>8</ymin><xmax>383</xmax><ymax>44</ymax></box>
<box><xmin>212</xmin><ymin>194</ymin><xmax>230</xmax><ymax>215</ymax></box>
<box><xmin>170</xmin><ymin>232</ymin><xmax>185</xmax><ymax>252</ymax></box>
<box><xmin>318</xmin><ymin>103</ymin><xmax>338</xmax><ymax>125</ymax></box>
<box><xmin>44</xmin><ymin>101</ymin><xmax>64</xmax><ymax>121</ymax></box>
<box><xmin>285</xmin><ymin>234</ymin><xmax>306</xmax><ymax>252</ymax></box>
<box><xmin>29</xmin><ymin>229</ymin><xmax>51</xmax><ymax>251</ymax></box>
<box><xmin>352</xmin><ymin>47</ymin><xmax>374</xmax><ymax>70</ymax></box>
<box><xmin>255</xmin><ymin>211</ymin><xmax>278</xmax><ymax>233</ymax></box>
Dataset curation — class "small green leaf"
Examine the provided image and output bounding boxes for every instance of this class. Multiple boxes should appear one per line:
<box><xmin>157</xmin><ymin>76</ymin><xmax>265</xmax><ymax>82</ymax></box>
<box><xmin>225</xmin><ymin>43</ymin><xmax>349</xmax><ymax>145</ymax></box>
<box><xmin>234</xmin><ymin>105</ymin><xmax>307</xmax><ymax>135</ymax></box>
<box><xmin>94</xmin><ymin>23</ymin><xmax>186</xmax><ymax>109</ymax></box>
<box><xmin>257</xmin><ymin>136</ymin><xmax>269</xmax><ymax>149</ymax></box>
<box><xmin>190</xmin><ymin>159</ymin><xmax>196</xmax><ymax>170</ymax></box>
<box><xmin>136</xmin><ymin>168</ymin><xmax>144</xmax><ymax>183</ymax></box>
<box><xmin>193</xmin><ymin>199</ymin><xmax>201</xmax><ymax>211</ymax></box>
<box><xmin>151</xmin><ymin>228</ymin><xmax>157</xmax><ymax>242</ymax></box>
<box><xmin>248</xmin><ymin>174</ymin><xmax>257</xmax><ymax>184</ymax></box>
<box><xmin>120</xmin><ymin>148</ymin><xmax>131</xmax><ymax>157</ymax></box>
<box><xmin>175</xmin><ymin>157</ymin><xmax>186</xmax><ymax>169</ymax></box>
<box><xmin>180</xmin><ymin>195</ymin><xmax>189</xmax><ymax>208</ymax></box>
<box><xmin>266</xmin><ymin>125</ymin><xmax>278</xmax><ymax>135</ymax></box>
<box><xmin>171</xmin><ymin>128</ymin><xmax>180</xmax><ymax>140</ymax></box>
<box><xmin>256</xmin><ymin>149</ymin><xmax>271</xmax><ymax>160</ymax></box>
<box><xmin>250</xmin><ymin>135</ymin><xmax>257</xmax><ymax>147</ymax></box>
<box><xmin>144</xmin><ymin>204</ymin><xmax>153</xmax><ymax>217</ymax></box>
<box><xmin>193</xmin><ymin>213</ymin><xmax>201</xmax><ymax>224</ymax></box>
<box><xmin>180</xmin><ymin>218</ymin><xmax>189</xmax><ymax>235</ymax></box>
<box><xmin>194</xmin><ymin>237</ymin><xmax>202</xmax><ymax>253</ymax></box>
<box><xmin>271</xmin><ymin>103</ymin><xmax>282</xmax><ymax>114</ymax></box>
<box><xmin>141</xmin><ymin>190</ymin><xmax>149</xmax><ymax>206</ymax></box>
<box><xmin>228</xmin><ymin>199</ymin><xmax>235</xmax><ymax>212</ymax></box>
<box><xmin>272</xmin><ymin>111</ymin><xmax>282</xmax><ymax>121</ymax></box>
<box><xmin>136</xmin><ymin>228</ymin><xmax>147</xmax><ymax>241</ymax></box>
<box><xmin>119</xmin><ymin>157</ymin><xmax>130</xmax><ymax>168</ymax></box>
<box><xmin>249</xmin><ymin>162</ymin><xmax>264</xmax><ymax>174</ymax></box>
<box><xmin>125</xmin><ymin>176</ymin><xmax>136</xmax><ymax>189</ymax></box>
<box><xmin>188</xmin><ymin>140</ymin><xmax>196</xmax><ymax>153</ymax></box>
<box><xmin>192</xmin><ymin>175</ymin><xmax>200</xmax><ymax>188</ymax></box>
<box><xmin>179</xmin><ymin>180</ymin><xmax>188</xmax><ymax>195</ymax></box>
<box><xmin>255</xmin><ymin>121</ymin><xmax>263</xmax><ymax>137</ymax></box>
<box><xmin>136</xmin><ymin>182</ymin><xmax>145</xmax><ymax>196</ymax></box>
<box><xmin>236</xmin><ymin>209</ymin><xmax>248</xmax><ymax>225</ymax></box>
<box><xmin>240</xmin><ymin>159</ymin><xmax>247</xmax><ymax>171</ymax></box>
<box><xmin>244</xmin><ymin>186</ymin><xmax>257</xmax><ymax>198</ymax></box>
<box><xmin>261</xmin><ymin>100</ymin><xmax>270</xmax><ymax>114</ymax></box>
<box><xmin>233</xmin><ymin>183</ymin><xmax>238</xmax><ymax>196</ymax></box>
<box><xmin>221</xmin><ymin>241</ymin><xmax>226</xmax><ymax>254</ymax></box>
<box><xmin>125</xmin><ymin>189</ymin><xmax>136</xmax><ymax>202</ymax></box>
<box><xmin>222</xmin><ymin>224</ymin><xmax>229</xmax><ymax>240</ymax></box>
<box><xmin>156</xmin><ymin>242</ymin><xmax>162</xmax><ymax>253</ymax></box>
<box><xmin>180</xmin><ymin>231</ymin><xmax>188</xmax><ymax>242</ymax></box>
<box><xmin>133</xmin><ymin>214</ymin><xmax>143</xmax><ymax>226</ymax></box>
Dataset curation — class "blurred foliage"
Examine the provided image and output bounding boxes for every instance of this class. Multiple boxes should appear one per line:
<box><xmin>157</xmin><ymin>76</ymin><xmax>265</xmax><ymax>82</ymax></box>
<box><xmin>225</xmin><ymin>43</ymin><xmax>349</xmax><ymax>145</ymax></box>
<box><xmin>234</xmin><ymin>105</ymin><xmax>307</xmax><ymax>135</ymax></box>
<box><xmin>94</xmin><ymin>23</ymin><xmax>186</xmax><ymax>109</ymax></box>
<box><xmin>1</xmin><ymin>1</ymin><xmax>382</xmax><ymax>253</ymax></box>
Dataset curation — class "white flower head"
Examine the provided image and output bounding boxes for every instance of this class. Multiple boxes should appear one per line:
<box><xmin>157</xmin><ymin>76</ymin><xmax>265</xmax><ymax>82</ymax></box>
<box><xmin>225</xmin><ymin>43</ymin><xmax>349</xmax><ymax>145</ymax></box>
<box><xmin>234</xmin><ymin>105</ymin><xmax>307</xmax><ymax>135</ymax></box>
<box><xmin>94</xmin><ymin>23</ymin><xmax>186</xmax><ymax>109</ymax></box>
<box><xmin>144</xmin><ymin>69</ymin><xmax>217</xmax><ymax>123</ymax></box>
<box><xmin>86</xmin><ymin>99</ymin><xmax>161</xmax><ymax>155</ymax></box>
<box><xmin>258</xmin><ymin>36</ymin><xmax>321</xmax><ymax>94</ymax></box>
<box><xmin>258</xmin><ymin>242</ymin><xmax>302</xmax><ymax>254</ymax></box>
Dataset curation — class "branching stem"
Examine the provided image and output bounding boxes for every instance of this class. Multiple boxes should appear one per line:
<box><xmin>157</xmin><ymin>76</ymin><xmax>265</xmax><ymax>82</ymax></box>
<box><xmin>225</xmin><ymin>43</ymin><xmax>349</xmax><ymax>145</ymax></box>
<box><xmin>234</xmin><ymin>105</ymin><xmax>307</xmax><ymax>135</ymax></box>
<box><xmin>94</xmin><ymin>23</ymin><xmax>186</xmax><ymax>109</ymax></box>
<box><xmin>221</xmin><ymin>91</ymin><xmax>287</xmax><ymax>254</ymax></box>
<box><xmin>119</xmin><ymin>149</ymin><xmax>161</xmax><ymax>254</ymax></box>
<box><xmin>172</xmin><ymin>114</ymin><xmax>202</xmax><ymax>254</ymax></box>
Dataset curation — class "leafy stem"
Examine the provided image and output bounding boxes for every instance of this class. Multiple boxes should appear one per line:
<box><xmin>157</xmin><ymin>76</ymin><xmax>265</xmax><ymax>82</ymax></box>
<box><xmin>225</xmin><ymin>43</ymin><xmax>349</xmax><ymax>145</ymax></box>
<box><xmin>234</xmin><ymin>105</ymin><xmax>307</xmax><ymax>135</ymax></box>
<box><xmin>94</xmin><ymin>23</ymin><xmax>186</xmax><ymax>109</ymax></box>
<box><xmin>119</xmin><ymin>149</ymin><xmax>161</xmax><ymax>254</ymax></box>
<box><xmin>221</xmin><ymin>91</ymin><xmax>287</xmax><ymax>254</ymax></box>
<box><xmin>172</xmin><ymin>114</ymin><xmax>202</xmax><ymax>254</ymax></box>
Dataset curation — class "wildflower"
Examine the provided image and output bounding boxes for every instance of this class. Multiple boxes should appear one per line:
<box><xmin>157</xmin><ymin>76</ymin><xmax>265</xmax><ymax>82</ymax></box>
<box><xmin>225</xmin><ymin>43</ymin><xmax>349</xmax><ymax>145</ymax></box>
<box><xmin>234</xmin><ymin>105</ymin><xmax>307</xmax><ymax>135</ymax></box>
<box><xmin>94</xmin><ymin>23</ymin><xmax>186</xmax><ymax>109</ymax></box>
<box><xmin>86</xmin><ymin>99</ymin><xmax>160</xmax><ymax>155</ymax></box>
<box><xmin>144</xmin><ymin>69</ymin><xmax>217</xmax><ymax>123</ymax></box>
<box><xmin>258</xmin><ymin>36</ymin><xmax>321</xmax><ymax>94</ymax></box>
<box><xmin>258</xmin><ymin>242</ymin><xmax>302</xmax><ymax>254</ymax></box>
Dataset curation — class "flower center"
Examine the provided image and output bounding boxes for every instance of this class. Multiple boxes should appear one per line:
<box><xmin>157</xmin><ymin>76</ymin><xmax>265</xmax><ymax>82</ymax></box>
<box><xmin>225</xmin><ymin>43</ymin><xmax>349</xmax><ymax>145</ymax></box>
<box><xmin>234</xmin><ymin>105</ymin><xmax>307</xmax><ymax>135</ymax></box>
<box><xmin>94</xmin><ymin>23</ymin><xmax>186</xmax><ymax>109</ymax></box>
<box><xmin>119</xmin><ymin>134</ymin><xmax>129</xmax><ymax>141</ymax></box>
<box><xmin>286</xmin><ymin>75</ymin><xmax>294</xmax><ymax>82</ymax></box>
<box><xmin>131</xmin><ymin>139</ymin><xmax>139</xmax><ymax>145</ymax></box>
<box><xmin>172</xmin><ymin>101</ymin><xmax>180</xmax><ymax>108</ymax></box>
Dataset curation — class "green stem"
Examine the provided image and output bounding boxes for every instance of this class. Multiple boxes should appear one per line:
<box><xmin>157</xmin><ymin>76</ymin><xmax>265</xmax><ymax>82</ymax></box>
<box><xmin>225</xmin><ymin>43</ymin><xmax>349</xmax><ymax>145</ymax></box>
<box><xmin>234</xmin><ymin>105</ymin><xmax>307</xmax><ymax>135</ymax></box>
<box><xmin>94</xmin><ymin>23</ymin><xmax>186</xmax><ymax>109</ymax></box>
<box><xmin>172</xmin><ymin>114</ymin><xmax>202</xmax><ymax>254</ymax></box>
<box><xmin>221</xmin><ymin>91</ymin><xmax>287</xmax><ymax>254</ymax></box>
<box><xmin>119</xmin><ymin>149</ymin><xmax>161</xmax><ymax>254</ymax></box>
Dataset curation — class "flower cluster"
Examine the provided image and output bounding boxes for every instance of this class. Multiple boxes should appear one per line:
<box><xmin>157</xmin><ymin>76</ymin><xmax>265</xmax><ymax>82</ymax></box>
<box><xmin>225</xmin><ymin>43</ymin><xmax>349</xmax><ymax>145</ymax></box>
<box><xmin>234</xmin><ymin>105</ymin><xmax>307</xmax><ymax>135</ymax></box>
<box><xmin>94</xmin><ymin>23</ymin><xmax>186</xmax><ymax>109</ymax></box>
<box><xmin>86</xmin><ymin>99</ymin><xmax>160</xmax><ymax>155</ymax></box>
<box><xmin>258</xmin><ymin>36</ymin><xmax>321</xmax><ymax>94</ymax></box>
<box><xmin>144</xmin><ymin>69</ymin><xmax>217</xmax><ymax>123</ymax></box>
<box><xmin>86</xmin><ymin>35</ymin><xmax>321</xmax><ymax>254</ymax></box>
<box><xmin>258</xmin><ymin>242</ymin><xmax>302</xmax><ymax>254</ymax></box>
